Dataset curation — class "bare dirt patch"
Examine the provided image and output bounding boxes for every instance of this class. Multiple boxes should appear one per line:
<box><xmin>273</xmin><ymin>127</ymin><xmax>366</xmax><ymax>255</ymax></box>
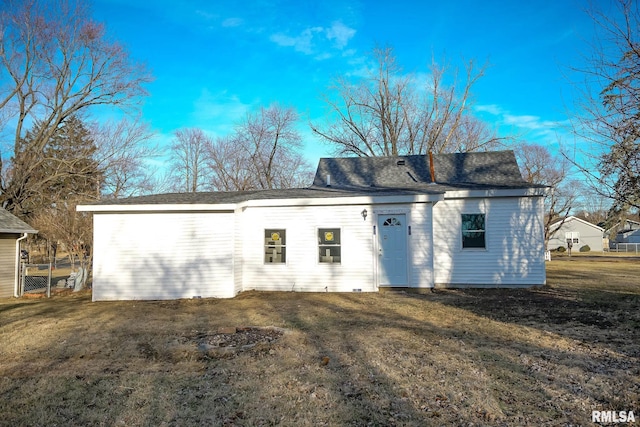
<box><xmin>195</xmin><ymin>326</ymin><xmax>286</xmax><ymax>357</ymax></box>
<box><xmin>0</xmin><ymin>258</ymin><xmax>638</xmax><ymax>426</ymax></box>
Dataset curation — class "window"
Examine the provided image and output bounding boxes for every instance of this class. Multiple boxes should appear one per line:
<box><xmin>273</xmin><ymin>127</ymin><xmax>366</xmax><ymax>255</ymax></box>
<box><xmin>264</xmin><ymin>229</ymin><xmax>286</xmax><ymax>263</ymax></box>
<box><xmin>318</xmin><ymin>228</ymin><xmax>341</xmax><ymax>263</ymax></box>
<box><xmin>461</xmin><ymin>214</ymin><xmax>485</xmax><ymax>248</ymax></box>
<box><xmin>565</xmin><ymin>232</ymin><xmax>579</xmax><ymax>245</ymax></box>
<box><xmin>383</xmin><ymin>217</ymin><xmax>402</xmax><ymax>226</ymax></box>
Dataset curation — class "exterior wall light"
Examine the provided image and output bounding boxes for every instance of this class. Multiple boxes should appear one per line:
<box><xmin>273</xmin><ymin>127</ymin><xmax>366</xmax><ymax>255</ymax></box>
<box><xmin>361</xmin><ymin>209</ymin><xmax>368</xmax><ymax>221</ymax></box>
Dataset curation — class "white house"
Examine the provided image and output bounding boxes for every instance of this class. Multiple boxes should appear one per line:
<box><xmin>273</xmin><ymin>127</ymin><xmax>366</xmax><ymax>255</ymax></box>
<box><xmin>547</xmin><ymin>216</ymin><xmax>605</xmax><ymax>252</ymax></box>
<box><xmin>78</xmin><ymin>151</ymin><xmax>548</xmax><ymax>301</ymax></box>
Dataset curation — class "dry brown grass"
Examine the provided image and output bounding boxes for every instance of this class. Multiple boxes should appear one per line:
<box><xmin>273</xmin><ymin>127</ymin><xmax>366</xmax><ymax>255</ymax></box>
<box><xmin>1</xmin><ymin>257</ymin><xmax>638</xmax><ymax>426</ymax></box>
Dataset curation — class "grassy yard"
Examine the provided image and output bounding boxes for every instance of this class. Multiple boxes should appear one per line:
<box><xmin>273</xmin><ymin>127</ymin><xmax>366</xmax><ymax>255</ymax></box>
<box><xmin>0</xmin><ymin>256</ymin><xmax>638</xmax><ymax>426</ymax></box>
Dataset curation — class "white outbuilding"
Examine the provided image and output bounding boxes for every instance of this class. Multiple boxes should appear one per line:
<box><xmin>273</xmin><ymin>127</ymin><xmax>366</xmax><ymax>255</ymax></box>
<box><xmin>78</xmin><ymin>151</ymin><xmax>548</xmax><ymax>301</ymax></box>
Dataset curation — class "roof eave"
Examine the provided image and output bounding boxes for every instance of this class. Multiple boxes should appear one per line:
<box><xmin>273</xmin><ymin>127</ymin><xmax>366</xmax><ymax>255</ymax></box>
<box><xmin>0</xmin><ymin>228</ymin><xmax>38</xmax><ymax>234</ymax></box>
<box><xmin>77</xmin><ymin>203</ymin><xmax>237</xmax><ymax>213</ymax></box>
<box><xmin>77</xmin><ymin>193</ymin><xmax>446</xmax><ymax>212</ymax></box>
<box><xmin>443</xmin><ymin>187</ymin><xmax>548</xmax><ymax>199</ymax></box>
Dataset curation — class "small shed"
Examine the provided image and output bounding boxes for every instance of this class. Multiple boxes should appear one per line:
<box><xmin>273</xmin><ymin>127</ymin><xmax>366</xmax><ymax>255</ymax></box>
<box><xmin>0</xmin><ymin>209</ymin><xmax>37</xmax><ymax>298</ymax></box>
<box><xmin>547</xmin><ymin>216</ymin><xmax>604</xmax><ymax>252</ymax></box>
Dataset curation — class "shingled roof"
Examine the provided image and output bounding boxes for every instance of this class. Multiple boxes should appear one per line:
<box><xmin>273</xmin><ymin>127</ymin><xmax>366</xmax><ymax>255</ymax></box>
<box><xmin>0</xmin><ymin>208</ymin><xmax>37</xmax><ymax>234</ymax></box>
<box><xmin>312</xmin><ymin>150</ymin><xmax>530</xmax><ymax>189</ymax></box>
<box><xmin>81</xmin><ymin>150</ymin><xmax>544</xmax><ymax>207</ymax></box>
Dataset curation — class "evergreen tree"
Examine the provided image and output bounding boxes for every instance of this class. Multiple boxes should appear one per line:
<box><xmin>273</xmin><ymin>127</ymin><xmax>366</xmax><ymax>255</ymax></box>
<box><xmin>12</xmin><ymin>116</ymin><xmax>101</xmax><ymax>218</ymax></box>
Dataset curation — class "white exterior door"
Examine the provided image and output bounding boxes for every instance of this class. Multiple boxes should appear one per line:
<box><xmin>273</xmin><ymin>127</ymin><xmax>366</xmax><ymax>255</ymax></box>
<box><xmin>377</xmin><ymin>214</ymin><xmax>408</xmax><ymax>286</ymax></box>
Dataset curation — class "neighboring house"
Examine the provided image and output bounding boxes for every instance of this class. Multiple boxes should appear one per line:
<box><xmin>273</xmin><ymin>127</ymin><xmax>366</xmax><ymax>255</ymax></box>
<box><xmin>627</xmin><ymin>229</ymin><xmax>640</xmax><ymax>244</ymax></box>
<box><xmin>615</xmin><ymin>228</ymin><xmax>640</xmax><ymax>244</ymax></box>
<box><xmin>547</xmin><ymin>216</ymin><xmax>604</xmax><ymax>252</ymax></box>
<box><xmin>605</xmin><ymin>219</ymin><xmax>640</xmax><ymax>245</ymax></box>
<box><xmin>78</xmin><ymin>150</ymin><xmax>548</xmax><ymax>302</ymax></box>
<box><xmin>0</xmin><ymin>208</ymin><xmax>37</xmax><ymax>298</ymax></box>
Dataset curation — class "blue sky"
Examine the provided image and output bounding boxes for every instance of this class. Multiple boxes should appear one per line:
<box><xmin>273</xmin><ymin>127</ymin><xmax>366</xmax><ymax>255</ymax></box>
<box><xmin>92</xmin><ymin>0</ymin><xmax>599</xmax><ymax>166</ymax></box>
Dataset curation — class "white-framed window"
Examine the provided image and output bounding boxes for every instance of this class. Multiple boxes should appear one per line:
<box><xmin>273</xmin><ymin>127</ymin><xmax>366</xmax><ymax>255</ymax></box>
<box><xmin>318</xmin><ymin>228</ymin><xmax>341</xmax><ymax>263</ymax></box>
<box><xmin>461</xmin><ymin>213</ymin><xmax>486</xmax><ymax>249</ymax></box>
<box><xmin>565</xmin><ymin>232</ymin><xmax>579</xmax><ymax>245</ymax></box>
<box><xmin>264</xmin><ymin>229</ymin><xmax>286</xmax><ymax>263</ymax></box>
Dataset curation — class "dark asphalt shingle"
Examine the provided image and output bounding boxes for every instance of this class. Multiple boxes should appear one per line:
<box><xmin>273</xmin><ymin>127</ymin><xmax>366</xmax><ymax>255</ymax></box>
<box><xmin>82</xmin><ymin>150</ymin><xmax>545</xmax><ymax>206</ymax></box>
<box><xmin>0</xmin><ymin>209</ymin><xmax>37</xmax><ymax>233</ymax></box>
<box><xmin>312</xmin><ymin>151</ymin><xmax>528</xmax><ymax>188</ymax></box>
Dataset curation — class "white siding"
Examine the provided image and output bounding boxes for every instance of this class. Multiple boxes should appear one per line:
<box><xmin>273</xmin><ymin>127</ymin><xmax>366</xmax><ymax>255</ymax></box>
<box><xmin>233</xmin><ymin>207</ymin><xmax>244</xmax><ymax>295</ymax></box>
<box><xmin>433</xmin><ymin>196</ymin><xmax>546</xmax><ymax>287</ymax></box>
<box><xmin>92</xmin><ymin>212</ymin><xmax>236</xmax><ymax>301</ymax></box>
<box><xmin>409</xmin><ymin>203</ymin><xmax>434</xmax><ymax>287</ymax></box>
<box><xmin>88</xmin><ymin>193</ymin><xmax>546</xmax><ymax>299</ymax></box>
<box><xmin>240</xmin><ymin>204</ymin><xmax>376</xmax><ymax>293</ymax></box>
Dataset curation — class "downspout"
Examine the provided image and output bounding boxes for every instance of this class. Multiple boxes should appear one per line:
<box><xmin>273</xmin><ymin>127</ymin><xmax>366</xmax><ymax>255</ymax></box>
<box><xmin>15</xmin><ymin>233</ymin><xmax>28</xmax><ymax>298</ymax></box>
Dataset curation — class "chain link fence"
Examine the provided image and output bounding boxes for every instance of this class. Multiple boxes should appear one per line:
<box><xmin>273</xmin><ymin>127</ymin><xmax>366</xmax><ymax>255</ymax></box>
<box><xmin>21</xmin><ymin>264</ymin><xmax>52</xmax><ymax>297</ymax></box>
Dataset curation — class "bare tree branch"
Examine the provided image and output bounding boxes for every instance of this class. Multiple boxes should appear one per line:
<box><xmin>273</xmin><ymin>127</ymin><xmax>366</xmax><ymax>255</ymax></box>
<box><xmin>168</xmin><ymin>128</ymin><xmax>211</xmax><ymax>193</ymax></box>
<box><xmin>515</xmin><ymin>142</ymin><xmax>578</xmax><ymax>245</ymax></box>
<box><xmin>207</xmin><ymin>105</ymin><xmax>312</xmax><ymax>191</ymax></box>
<box><xmin>569</xmin><ymin>0</ymin><xmax>640</xmax><ymax>211</ymax></box>
<box><xmin>0</xmin><ymin>0</ymin><xmax>152</xmax><ymax>214</ymax></box>
<box><xmin>90</xmin><ymin>117</ymin><xmax>159</xmax><ymax>199</ymax></box>
<box><xmin>311</xmin><ymin>46</ymin><xmax>502</xmax><ymax>157</ymax></box>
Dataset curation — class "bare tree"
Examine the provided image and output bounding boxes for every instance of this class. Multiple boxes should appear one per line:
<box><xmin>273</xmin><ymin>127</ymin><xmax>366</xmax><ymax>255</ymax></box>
<box><xmin>208</xmin><ymin>105</ymin><xmax>312</xmax><ymax>191</ymax></box>
<box><xmin>243</xmin><ymin>105</ymin><xmax>308</xmax><ymax>189</ymax></box>
<box><xmin>91</xmin><ymin>118</ymin><xmax>159</xmax><ymax>199</ymax></box>
<box><xmin>515</xmin><ymin>143</ymin><xmax>579</xmax><ymax>245</ymax></box>
<box><xmin>168</xmin><ymin>128</ymin><xmax>212</xmax><ymax>193</ymax></box>
<box><xmin>7</xmin><ymin>116</ymin><xmax>101</xmax><ymax>220</ymax></box>
<box><xmin>569</xmin><ymin>0</ymin><xmax>640</xmax><ymax>211</ymax></box>
<box><xmin>0</xmin><ymin>0</ymin><xmax>151</xmax><ymax>215</ymax></box>
<box><xmin>31</xmin><ymin>197</ymin><xmax>92</xmax><ymax>286</ymax></box>
<box><xmin>311</xmin><ymin>46</ymin><xmax>503</xmax><ymax>157</ymax></box>
<box><xmin>207</xmin><ymin>135</ymin><xmax>256</xmax><ymax>191</ymax></box>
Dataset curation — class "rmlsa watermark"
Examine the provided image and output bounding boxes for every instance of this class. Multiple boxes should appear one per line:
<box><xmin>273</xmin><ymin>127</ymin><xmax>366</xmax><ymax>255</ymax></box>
<box><xmin>592</xmin><ymin>410</ymin><xmax>636</xmax><ymax>424</ymax></box>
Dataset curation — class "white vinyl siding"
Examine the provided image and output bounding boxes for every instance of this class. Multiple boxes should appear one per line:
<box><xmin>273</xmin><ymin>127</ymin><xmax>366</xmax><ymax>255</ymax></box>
<box><xmin>408</xmin><ymin>203</ymin><xmax>434</xmax><ymax>288</ymax></box>
<box><xmin>233</xmin><ymin>207</ymin><xmax>244</xmax><ymax>295</ymax></box>
<box><xmin>0</xmin><ymin>237</ymin><xmax>16</xmax><ymax>298</ymax></box>
<box><xmin>433</xmin><ymin>197</ymin><xmax>546</xmax><ymax>287</ymax></box>
<box><xmin>85</xmin><ymin>191</ymin><xmax>545</xmax><ymax>299</ymax></box>
<box><xmin>241</xmin><ymin>205</ymin><xmax>375</xmax><ymax>293</ymax></box>
<box><xmin>92</xmin><ymin>212</ymin><xmax>235</xmax><ymax>301</ymax></box>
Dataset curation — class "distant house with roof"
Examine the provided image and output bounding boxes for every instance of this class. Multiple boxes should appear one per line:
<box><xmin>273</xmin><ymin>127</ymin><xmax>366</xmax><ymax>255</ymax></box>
<box><xmin>605</xmin><ymin>219</ymin><xmax>640</xmax><ymax>246</ymax></box>
<box><xmin>0</xmin><ymin>208</ymin><xmax>37</xmax><ymax>298</ymax></box>
<box><xmin>78</xmin><ymin>150</ymin><xmax>548</xmax><ymax>301</ymax></box>
<box><xmin>547</xmin><ymin>216</ymin><xmax>604</xmax><ymax>252</ymax></box>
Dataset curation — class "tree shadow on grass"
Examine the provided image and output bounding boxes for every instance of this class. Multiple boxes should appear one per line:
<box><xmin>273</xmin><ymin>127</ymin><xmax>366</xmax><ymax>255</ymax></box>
<box><xmin>414</xmin><ymin>286</ymin><xmax>640</xmax><ymax>357</ymax></box>
<box><xmin>2</xmin><ymin>286</ymin><xmax>638</xmax><ymax>426</ymax></box>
